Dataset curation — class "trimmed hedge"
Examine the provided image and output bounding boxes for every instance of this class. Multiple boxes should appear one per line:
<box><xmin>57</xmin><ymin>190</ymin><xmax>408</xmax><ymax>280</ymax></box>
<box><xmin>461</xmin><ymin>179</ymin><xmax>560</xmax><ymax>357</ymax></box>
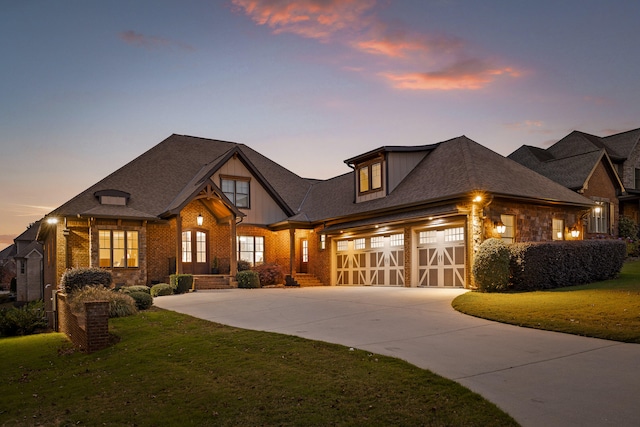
<box><xmin>60</xmin><ymin>267</ymin><xmax>112</xmax><ymax>294</ymax></box>
<box><xmin>253</xmin><ymin>263</ymin><xmax>285</xmax><ymax>286</ymax></box>
<box><xmin>69</xmin><ymin>286</ymin><xmax>137</xmax><ymax>318</ymax></box>
<box><xmin>509</xmin><ymin>240</ymin><xmax>626</xmax><ymax>291</ymax></box>
<box><xmin>129</xmin><ymin>291</ymin><xmax>153</xmax><ymax>310</ymax></box>
<box><xmin>121</xmin><ymin>285</ymin><xmax>151</xmax><ymax>295</ymax></box>
<box><xmin>170</xmin><ymin>274</ymin><xmax>193</xmax><ymax>294</ymax></box>
<box><xmin>472</xmin><ymin>238</ymin><xmax>511</xmax><ymax>292</ymax></box>
<box><xmin>150</xmin><ymin>283</ymin><xmax>174</xmax><ymax>297</ymax></box>
<box><xmin>237</xmin><ymin>270</ymin><xmax>260</xmax><ymax>288</ymax></box>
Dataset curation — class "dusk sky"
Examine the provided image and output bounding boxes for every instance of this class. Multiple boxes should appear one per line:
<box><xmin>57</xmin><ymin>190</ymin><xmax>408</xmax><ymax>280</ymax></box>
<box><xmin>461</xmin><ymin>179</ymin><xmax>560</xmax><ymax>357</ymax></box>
<box><xmin>2</xmin><ymin>0</ymin><xmax>640</xmax><ymax>250</ymax></box>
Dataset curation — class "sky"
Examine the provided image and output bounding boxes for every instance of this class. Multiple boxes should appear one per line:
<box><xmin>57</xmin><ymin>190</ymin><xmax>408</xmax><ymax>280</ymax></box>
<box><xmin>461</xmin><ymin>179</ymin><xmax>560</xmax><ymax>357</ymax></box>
<box><xmin>2</xmin><ymin>0</ymin><xmax>640</xmax><ymax>250</ymax></box>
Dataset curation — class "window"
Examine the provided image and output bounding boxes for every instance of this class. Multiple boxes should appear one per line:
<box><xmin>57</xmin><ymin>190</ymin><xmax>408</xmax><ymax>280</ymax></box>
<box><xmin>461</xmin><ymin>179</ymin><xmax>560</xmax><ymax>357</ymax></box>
<box><xmin>99</xmin><ymin>230</ymin><xmax>139</xmax><ymax>268</ymax></box>
<box><xmin>589</xmin><ymin>202</ymin><xmax>609</xmax><ymax>233</ymax></box>
<box><xmin>196</xmin><ymin>231</ymin><xmax>206</xmax><ymax>263</ymax></box>
<box><xmin>553</xmin><ymin>219</ymin><xmax>565</xmax><ymax>240</ymax></box>
<box><xmin>419</xmin><ymin>230</ymin><xmax>436</xmax><ymax>244</ymax></box>
<box><xmin>444</xmin><ymin>227</ymin><xmax>464</xmax><ymax>242</ymax></box>
<box><xmin>635</xmin><ymin>168</ymin><xmax>640</xmax><ymax>189</ymax></box>
<box><xmin>370</xmin><ymin>236</ymin><xmax>384</xmax><ymax>248</ymax></box>
<box><xmin>358</xmin><ymin>161</ymin><xmax>383</xmax><ymax>193</ymax></box>
<box><xmin>500</xmin><ymin>214</ymin><xmax>515</xmax><ymax>244</ymax></box>
<box><xmin>354</xmin><ymin>238</ymin><xmax>366</xmax><ymax>250</ymax></box>
<box><xmin>181</xmin><ymin>231</ymin><xmax>192</xmax><ymax>262</ymax></box>
<box><xmin>320</xmin><ymin>234</ymin><xmax>326</xmax><ymax>250</ymax></box>
<box><xmin>221</xmin><ymin>177</ymin><xmax>250</xmax><ymax>208</ymax></box>
<box><xmin>390</xmin><ymin>233</ymin><xmax>404</xmax><ymax>247</ymax></box>
<box><xmin>238</xmin><ymin>236</ymin><xmax>264</xmax><ymax>266</ymax></box>
<box><xmin>19</xmin><ymin>260</ymin><xmax>24</xmax><ymax>274</ymax></box>
<box><xmin>302</xmin><ymin>240</ymin><xmax>308</xmax><ymax>263</ymax></box>
<box><xmin>337</xmin><ymin>240</ymin><xmax>348</xmax><ymax>251</ymax></box>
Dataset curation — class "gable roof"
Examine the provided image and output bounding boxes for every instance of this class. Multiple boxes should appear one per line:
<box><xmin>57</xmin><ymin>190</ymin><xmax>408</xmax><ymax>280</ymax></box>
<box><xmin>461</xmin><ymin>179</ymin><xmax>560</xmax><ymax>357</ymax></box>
<box><xmin>602</xmin><ymin>128</ymin><xmax>640</xmax><ymax>159</ymax></box>
<box><xmin>47</xmin><ymin>134</ymin><xmax>313</xmax><ymax>222</ymax></box>
<box><xmin>298</xmin><ymin>136</ymin><xmax>593</xmax><ymax>224</ymax></box>
<box><xmin>0</xmin><ymin>244</ymin><xmax>16</xmax><ymax>261</ymax></box>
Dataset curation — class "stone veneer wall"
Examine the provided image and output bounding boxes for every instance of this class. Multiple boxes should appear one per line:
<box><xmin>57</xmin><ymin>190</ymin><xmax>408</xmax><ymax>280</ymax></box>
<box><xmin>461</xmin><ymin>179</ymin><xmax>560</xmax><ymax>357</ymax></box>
<box><xmin>57</xmin><ymin>293</ymin><xmax>110</xmax><ymax>353</ymax></box>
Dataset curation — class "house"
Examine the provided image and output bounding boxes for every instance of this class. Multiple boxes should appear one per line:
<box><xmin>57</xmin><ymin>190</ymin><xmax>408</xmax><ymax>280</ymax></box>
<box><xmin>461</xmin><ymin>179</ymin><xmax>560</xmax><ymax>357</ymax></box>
<box><xmin>38</xmin><ymin>134</ymin><xmax>594</xmax><ymax>295</ymax></box>
<box><xmin>509</xmin><ymin>128</ymin><xmax>640</xmax><ymax>238</ymax></box>
<box><xmin>13</xmin><ymin>221</ymin><xmax>44</xmax><ymax>301</ymax></box>
<box><xmin>0</xmin><ymin>244</ymin><xmax>16</xmax><ymax>291</ymax></box>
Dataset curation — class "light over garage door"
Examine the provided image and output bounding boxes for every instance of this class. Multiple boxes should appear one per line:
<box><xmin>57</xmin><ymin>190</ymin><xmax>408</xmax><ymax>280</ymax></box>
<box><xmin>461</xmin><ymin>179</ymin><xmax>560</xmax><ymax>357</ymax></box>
<box><xmin>416</xmin><ymin>226</ymin><xmax>465</xmax><ymax>287</ymax></box>
<box><xmin>336</xmin><ymin>233</ymin><xmax>404</xmax><ymax>286</ymax></box>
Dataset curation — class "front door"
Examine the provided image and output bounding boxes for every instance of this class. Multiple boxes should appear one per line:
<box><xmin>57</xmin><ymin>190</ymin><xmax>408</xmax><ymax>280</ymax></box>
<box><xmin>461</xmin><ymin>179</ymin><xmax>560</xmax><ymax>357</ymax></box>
<box><xmin>300</xmin><ymin>239</ymin><xmax>309</xmax><ymax>273</ymax></box>
<box><xmin>182</xmin><ymin>230</ymin><xmax>209</xmax><ymax>274</ymax></box>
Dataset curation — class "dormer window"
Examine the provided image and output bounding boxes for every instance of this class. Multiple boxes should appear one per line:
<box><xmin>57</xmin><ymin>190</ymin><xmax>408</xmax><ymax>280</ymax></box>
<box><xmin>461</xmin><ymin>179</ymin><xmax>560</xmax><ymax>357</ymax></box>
<box><xmin>358</xmin><ymin>161</ymin><xmax>382</xmax><ymax>194</ymax></box>
<box><xmin>94</xmin><ymin>190</ymin><xmax>130</xmax><ymax>206</ymax></box>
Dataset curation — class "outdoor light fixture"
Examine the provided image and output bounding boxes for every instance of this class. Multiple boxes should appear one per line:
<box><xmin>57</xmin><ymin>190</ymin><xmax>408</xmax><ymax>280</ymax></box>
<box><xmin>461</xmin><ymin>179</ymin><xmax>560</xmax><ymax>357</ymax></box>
<box><xmin>594</xmin><ymin>206</ymin><xmax>602</xmax><ymax>214</ymax></box>
<box><xmin>494</xmin><ymin>221</ymin><xmax>506</xmax><ymax>234</ymax></box>
<box><xmin>557</xmin><ymin>231</ymin><xmax>563</xmax><ymax>239</ymax></box>
<box><xmin>473</xmin><ymin>195</ymin><xmax>483</xmax><ymax>203</ymax></box>
<box><xmin>570</xmin><ymin>226</ymin><xmax>580</xmax><ymax>238</ymax></box>
<box><xmin>46</xmin><ymin>217</ymin><xmax>58</xmax><ymax>224</ymax></box>
<box><xmin>197</xmin><ymin>213</ymin><xmax>203</xmax><ymax>226</ymax></box>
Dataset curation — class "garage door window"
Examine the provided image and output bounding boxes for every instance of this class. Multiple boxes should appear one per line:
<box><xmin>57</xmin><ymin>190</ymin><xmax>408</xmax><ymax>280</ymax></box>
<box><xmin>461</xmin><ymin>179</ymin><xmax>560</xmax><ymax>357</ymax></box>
<box><xmin>337</xmin><ymin>240</ymin><xmax>348</xmax><ymax>251</ymax></box>
<box><xmin>419</xmin><ymin>230</ymin><xmax>436</xmax><ymax>244</ymax></box>
<box><xmin>371</xmin><ymin>236</ymin><xmax>384</xmax><ymax>248</ymax></box>
<box><xmin>444</xmin><ymin>227</ymin><xmax>464</xmax><ymax>242</ymax></box>
<box><xmin>390</xmin><ymin>234</ymin><xmax>404</xmax><ymax>247</ymax></box>
<box><xmin>354</xmin><ymin>238</ymin><xmax>366</xmax><ymax>250</ymax></box>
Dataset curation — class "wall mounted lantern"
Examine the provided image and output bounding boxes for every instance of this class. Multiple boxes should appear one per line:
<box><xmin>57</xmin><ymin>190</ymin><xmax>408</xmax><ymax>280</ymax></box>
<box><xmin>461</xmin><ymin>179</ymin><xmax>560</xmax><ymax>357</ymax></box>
<box><xmin>197</xmin><ymin>213</ymin><xmax>204</xmax><ymax>226</ymax></box>
<box><xmin>570</xmin><ymin>226</ymin><xmax>580</xmax><ymax>238</ymax></box>
<box><xmin>494</xmin><ymin>221</ymin><xmax>506</xmax><ymax>234</ymax></box>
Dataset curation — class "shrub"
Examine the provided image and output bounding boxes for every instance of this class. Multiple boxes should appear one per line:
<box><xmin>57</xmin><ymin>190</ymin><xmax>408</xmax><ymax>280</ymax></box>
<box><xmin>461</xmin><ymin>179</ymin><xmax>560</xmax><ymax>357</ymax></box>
<box><xmin>0</xmin><ymin>300</ymin><xmax>47</xmax><ymax>337</ymax></box>
<box><xmin>237</xmin><ymin>260</ymin><xmax>251</xmax><ymax>271</ymax></box>
<box><xmin>151</xmin><ymin>283</ymin><xmax>174</xmax><ymax>297</ymax></box>
<box><xmin>69</xmin><ymin>286</ymin><xmax>137</xmax><ymax>318</ymax></box>
<box><xmin>60</xmin><ymin>267</ymin><xmax>112</xmax><ymax>294</ymax></box>
<box><xmin>509</xmin><ymin>240</ymin><xmax>626</xmax><ymax>291</ymax></box>
<box><xmin>129</xmin><ymin>291</ymin><xmax>153</xmax><ymax>310</ymax></box>
<box><xmin>121</xmin><ymin>285</ymin><xmax>151</xmax><ymax>294</ymax></box>
<box><xmin>472</xmin><ymin>238</ymin><xmax>511</xmax><ymax>292</ymax></box>
<box><xmin>253</xmin><ymin>263</ymin><xmax>285</xmax><ymax>286</ymax></box>
<box><xmin>619</xmin><ymin>216</ymin><xmax>639</xmax><ymax>240</ymax></box>
<box><xmin>237</xmin><ymin>270</ymin><xmax>260</xmax><ymax>288</ymax></box>
<box><xmin>170</xmin><ymin>274</ymin><xmax>193</xmax><ymax>294</ymax></box>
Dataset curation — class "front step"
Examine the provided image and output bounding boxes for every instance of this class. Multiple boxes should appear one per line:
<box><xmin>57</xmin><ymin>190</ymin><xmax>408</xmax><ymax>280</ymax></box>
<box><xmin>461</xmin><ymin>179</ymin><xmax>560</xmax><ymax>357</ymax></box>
<box><xmin>193</xmin><ymin>275</ymin><xmax>235</xmax><ymax>290</ymax></box>
<box><xmin>286</xmin><ymin>273</ymin><xmax>325</xmax><ymax>287</ymax></box>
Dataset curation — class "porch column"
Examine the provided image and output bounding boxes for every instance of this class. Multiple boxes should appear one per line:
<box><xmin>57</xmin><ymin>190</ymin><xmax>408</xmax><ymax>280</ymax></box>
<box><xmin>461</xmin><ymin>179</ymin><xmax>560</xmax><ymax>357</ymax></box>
<box><xmin>289</xmin><ymin>228</ymin><xmax>296</xmax><ymax>276</ymax></box>
<box><xmin>176</xmin><ymin>214</ymin><xmax>183</xmax><ymax>274</ymax></box>
<box><xmin>230</xmin><ymin>218</ymin><xmax>237</xmax><ymax>277</ymax></box>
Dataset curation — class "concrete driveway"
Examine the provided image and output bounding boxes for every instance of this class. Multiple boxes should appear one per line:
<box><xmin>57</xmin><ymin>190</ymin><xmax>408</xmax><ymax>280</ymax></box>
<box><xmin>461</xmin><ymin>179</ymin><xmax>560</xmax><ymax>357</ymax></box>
<box><xmin>154</xmin><ymin>287</ymin><xmax>640</xmax><ymax>427</ymax></box>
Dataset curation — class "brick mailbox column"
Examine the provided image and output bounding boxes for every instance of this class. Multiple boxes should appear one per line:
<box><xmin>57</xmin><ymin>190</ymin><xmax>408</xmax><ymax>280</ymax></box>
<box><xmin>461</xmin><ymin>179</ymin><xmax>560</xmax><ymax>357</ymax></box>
<box><xmin>84</xmin><ymin>301</ymin><xmax>110</xmax><ymax>353</ymax></box>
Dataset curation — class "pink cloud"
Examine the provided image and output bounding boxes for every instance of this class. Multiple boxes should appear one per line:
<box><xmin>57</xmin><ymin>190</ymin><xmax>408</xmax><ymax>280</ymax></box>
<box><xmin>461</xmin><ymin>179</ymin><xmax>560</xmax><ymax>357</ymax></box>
<box><xmin>231</xmin><ymin>0</ymin><xmax>376</xmax><ymax>40</ymax></box>
<box><xmin>119</xmin><ymin>30</ymin><xmax>194</xmax><ymax>51</ymax></box>
<box><xmin>381</xmin><ymin>59</ymin><xmax>520</xmax><ymax>91</ymax></box>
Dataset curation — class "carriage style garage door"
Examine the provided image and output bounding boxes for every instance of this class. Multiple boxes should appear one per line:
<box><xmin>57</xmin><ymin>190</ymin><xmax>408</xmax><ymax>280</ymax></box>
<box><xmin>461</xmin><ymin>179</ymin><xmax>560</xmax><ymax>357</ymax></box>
<box><xmin>416</xmin><ymin>226</ymin><xmax>466</xmax><ymax>287</ymax></box>
<box><xmin>336</xmin><ymin>233</ymin><xmax>405</xmax><ymax>286</ymax></box>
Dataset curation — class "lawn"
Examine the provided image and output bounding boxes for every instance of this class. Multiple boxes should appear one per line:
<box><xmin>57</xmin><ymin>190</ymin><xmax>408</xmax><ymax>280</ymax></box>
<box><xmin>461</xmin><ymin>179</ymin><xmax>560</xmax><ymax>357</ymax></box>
<box><xmin>453</xmin><ymin>259</ymin><xmax>640</xmax><ymax>343</ymax></box>
<box><xmin>0</xmin><ymin>308</ymin><xmax>518</xmax><ymax>426</ymax></box>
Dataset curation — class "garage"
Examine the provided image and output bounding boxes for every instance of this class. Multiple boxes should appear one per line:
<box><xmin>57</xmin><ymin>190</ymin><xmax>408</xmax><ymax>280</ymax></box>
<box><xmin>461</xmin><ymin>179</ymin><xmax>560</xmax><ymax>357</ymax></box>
<box><xmin>335</xmin><ymin>232</ymin><xmax>405</xmax><ymax>286</ymax></box>
<box><xmin>415</xmin><ymin>225</ymin><xmax>466</xmax><ymax>287</ymax></box>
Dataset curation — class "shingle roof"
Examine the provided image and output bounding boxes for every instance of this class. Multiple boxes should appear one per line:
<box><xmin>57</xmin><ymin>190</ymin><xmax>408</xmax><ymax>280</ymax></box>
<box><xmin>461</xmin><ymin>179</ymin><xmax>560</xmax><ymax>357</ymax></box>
<box><xmin>300</xmin><ymin>136</ymin><xmax>593</xmax><ymax>223</ymax></box>
<box><xmin>0</xmin><ymin>244</ymin><xmax>16</xmax><ymax>260</ymax></box>
<box><xmin>602</xmin><ymin>128</ymin><xmax>640</xmax><ymax>159</ymax></box>
<box><xmin>48</xmin><ymin>134</ymin><xmax>313</xmax><ymax>221</ymax></box>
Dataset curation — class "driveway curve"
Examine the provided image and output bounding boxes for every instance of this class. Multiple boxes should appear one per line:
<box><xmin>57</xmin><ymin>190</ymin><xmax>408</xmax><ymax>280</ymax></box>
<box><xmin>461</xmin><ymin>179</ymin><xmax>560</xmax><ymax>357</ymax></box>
<box><xmin>154</xmin><ymin>287</ymin><xmax>640</xmax><ymax>427</ymax></box>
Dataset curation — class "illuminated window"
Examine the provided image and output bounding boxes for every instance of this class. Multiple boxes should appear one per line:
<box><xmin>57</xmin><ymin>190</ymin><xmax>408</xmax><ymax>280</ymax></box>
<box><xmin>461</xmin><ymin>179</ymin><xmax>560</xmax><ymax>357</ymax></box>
<box><xmin>588</xmin><ymin>202</ymin><xmax>609</xmax><ymax>233</ymax></box>
<box><xmin>181</xmin><ymin>231</ymin><xmax>192</xmax><ymax>263</ymax></box>
<box><xmin>419</xmin><ymin>230</ymin><xmax>437</xmax><ymax>244</ymax></box>
<box><xmin>302</xmin><ymin>240</ymin><xmax>308</xmax><ymax>262</ymax></box>
<box><xmin>390</xmin><ymin>234</ymin><xmax>404</xmax><ymax>247</ymax></box>
<box><xmin>196</xmin><ymin>231</ymin><xmax>206</xmax><ymax>263</ymax></box>
<box><xmin>501</xmin><ymin>215</ymin><xmax>515</xmax><ymax>244</ymax></box>
<box><xmin>99</xmin><ymin>230</ymin><xmax>139</xmax><ymax>268</ymax></box>
<box><xmin>320</xmin><ymin>234</ymin><xmax>326</xmax><ymax>250</ymax></box>
<box><xmin>553</xmin><ymin>219</ymin><xmax>564</xmax><ymax>240</ymax></box>
<box><xmin>221</xmin><ymin>177</ymin><xmax>250</xmax><ymax>208</ymax></box>
<box><xmin>337</xmin><ymin>240</ymin><xmax>348</xmax><ymax>251</ymax></box>
<box><xmin>444</xmin><ymin>227</ymin><xmax>464</xmax><ymax>242</ymax></box>
<box><xmin>238</xmin><ymin>236</ymin><xmax>264</xmax><ymax>266</ymax></box>
<box><xmin>358</xmin><ymin>161</ymin><xmax>383</xmax><ymax>193</ymax></box>
<box><xmin>354</xmin><ymin>238</ymin><xmax>366</xmax><ymax>250</ymax></box>
<box><xmin>370</xmin><ymin>236</ymin><xmax>384</xmax><ymax>248</ymax></box>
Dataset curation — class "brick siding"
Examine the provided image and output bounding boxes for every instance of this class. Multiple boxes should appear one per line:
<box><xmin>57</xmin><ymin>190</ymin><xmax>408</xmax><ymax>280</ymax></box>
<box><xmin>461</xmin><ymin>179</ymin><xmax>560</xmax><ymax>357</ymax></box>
<box><xmin>56</xmin><ymin>293</ymin><xmax>110</xmax><ymax>353</ymax></box>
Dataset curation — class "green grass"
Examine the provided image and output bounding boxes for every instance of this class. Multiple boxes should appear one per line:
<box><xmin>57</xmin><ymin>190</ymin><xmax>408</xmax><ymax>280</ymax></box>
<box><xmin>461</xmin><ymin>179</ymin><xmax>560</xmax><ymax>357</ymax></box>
<box><xmin>0</xmin><ymin>308</ymin><xmax>517</xmax><ymax>426</ymax></box>
<box><xmin>453</xmin><ymin>260</ymin><xmax>640</xmax><ymax>343</ymax></box>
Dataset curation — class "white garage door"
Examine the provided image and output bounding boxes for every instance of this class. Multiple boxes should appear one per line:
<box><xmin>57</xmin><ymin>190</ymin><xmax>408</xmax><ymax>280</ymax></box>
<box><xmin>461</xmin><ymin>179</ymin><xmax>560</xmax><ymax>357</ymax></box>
<box><xmin>416</xmin><ymin>226</ymin><xmax>465</xmax><ymax>287</ymax></box>
<box><xmin>336</xmin><ymin>234</ymin><xmax>404</xmax><ymax>286</ymax></box>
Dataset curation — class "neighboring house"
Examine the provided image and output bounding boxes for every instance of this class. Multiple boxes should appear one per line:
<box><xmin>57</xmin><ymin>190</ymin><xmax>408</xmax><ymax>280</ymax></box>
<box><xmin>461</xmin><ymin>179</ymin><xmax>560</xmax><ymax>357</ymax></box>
<box><xmin>509</xmin><ymin>128</ymin><xmax>640</xmax><ymax>238</ymax></box>
<box><xmin>0</xmin><ymin>244</ymin><xmax>16</xmax><ymax>291</ymax></box>
<box><xmin>13</xmin><ymin>221</ymin><xmax>44</xmax><ymax>301</ymax></box>
<box><xmin>39</xmin><ymin>134</ymin><xmax>594</xmax><ymax>294</ymax></box>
